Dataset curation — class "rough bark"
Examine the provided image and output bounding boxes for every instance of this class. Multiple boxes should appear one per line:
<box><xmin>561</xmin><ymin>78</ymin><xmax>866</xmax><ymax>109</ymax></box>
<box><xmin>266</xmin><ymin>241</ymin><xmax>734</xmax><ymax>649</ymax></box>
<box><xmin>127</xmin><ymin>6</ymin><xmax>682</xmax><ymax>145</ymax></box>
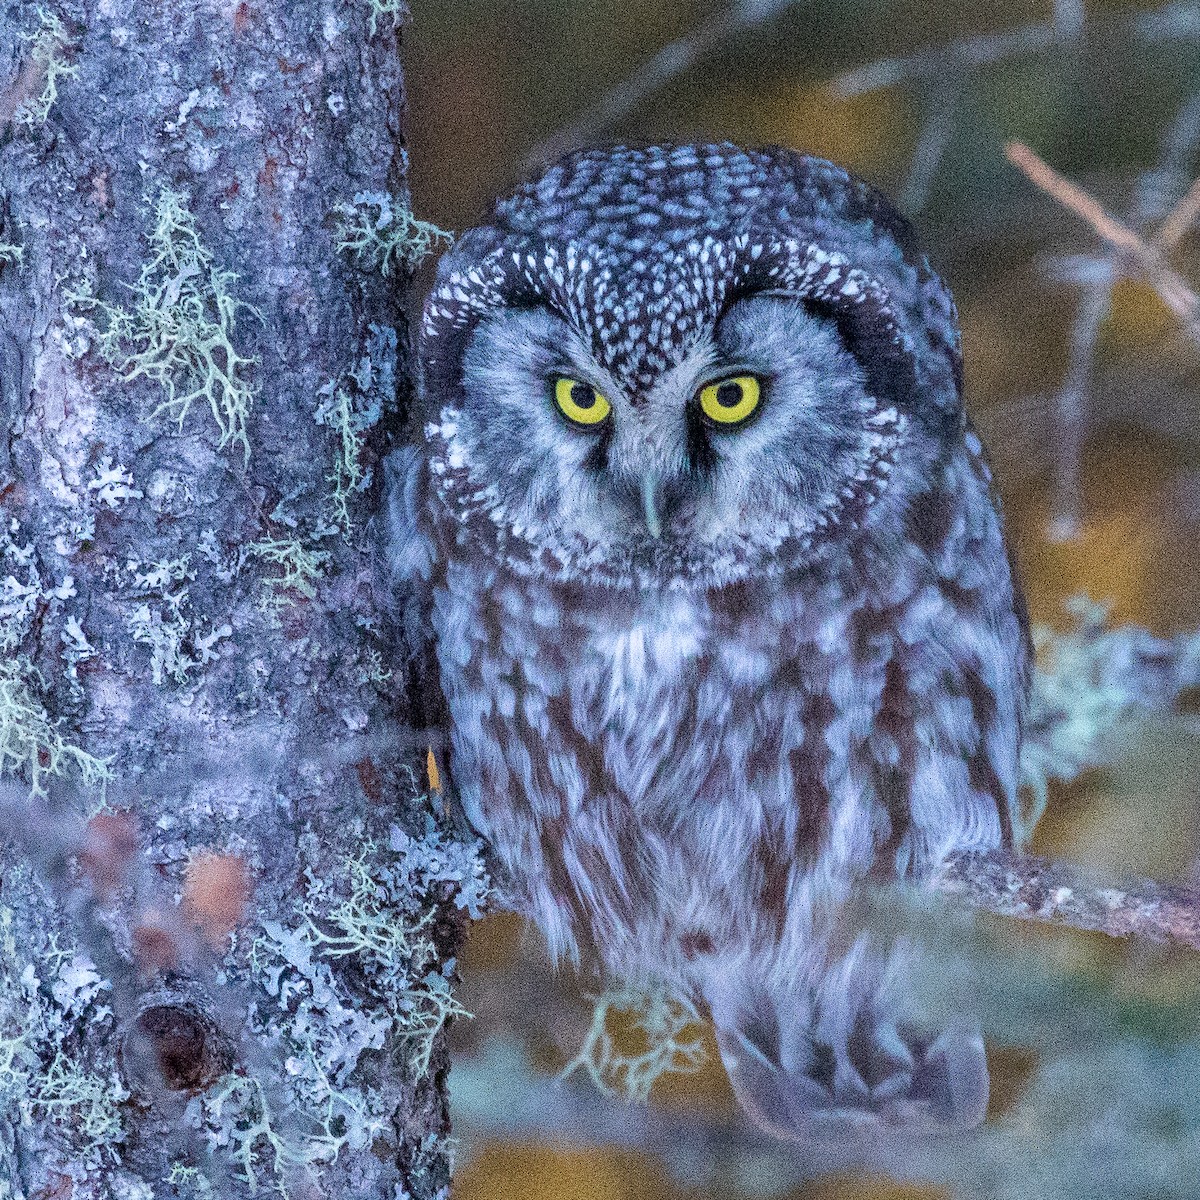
<box><xmin>935</xmin><ymin>848</ymin><xmax>1200</xmax><ymax>950</ymax></box>
<box><xmin>0</xmin><ymin>2</ymin><xmax>474</xmax><ymax>1196</ymax></box>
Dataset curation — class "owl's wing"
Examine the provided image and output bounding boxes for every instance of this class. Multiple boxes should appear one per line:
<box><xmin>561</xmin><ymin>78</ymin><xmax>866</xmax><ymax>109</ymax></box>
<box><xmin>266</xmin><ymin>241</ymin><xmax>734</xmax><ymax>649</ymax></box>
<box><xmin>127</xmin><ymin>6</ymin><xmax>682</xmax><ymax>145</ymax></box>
<box><xmin>380</xmin><ymin>445</ymin><xmax>437</xmax><ymax>592</ymax></box>
<box><xmin>378</xmin><ymin>444</ymin><xmax>456</xmax><ymax>768</ymax></box>
<box><xmin>380</xmin><ymin>445</ymin><xmax>442</xmax><ymax>659</ymax></box>
<box><xmin>701</xmin><ymin>934</ymin><xmax>989</xmax><ymax>1132</ymax></box>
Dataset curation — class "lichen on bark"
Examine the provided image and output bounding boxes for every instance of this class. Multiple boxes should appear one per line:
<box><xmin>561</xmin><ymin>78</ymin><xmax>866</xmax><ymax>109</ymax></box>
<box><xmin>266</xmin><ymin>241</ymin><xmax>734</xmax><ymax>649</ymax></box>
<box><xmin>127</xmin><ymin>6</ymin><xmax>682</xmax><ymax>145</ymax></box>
<box><xmin>0</xmin><ymin>1</ymin><xmax>470</xmax><ymax>1195</ymax></box>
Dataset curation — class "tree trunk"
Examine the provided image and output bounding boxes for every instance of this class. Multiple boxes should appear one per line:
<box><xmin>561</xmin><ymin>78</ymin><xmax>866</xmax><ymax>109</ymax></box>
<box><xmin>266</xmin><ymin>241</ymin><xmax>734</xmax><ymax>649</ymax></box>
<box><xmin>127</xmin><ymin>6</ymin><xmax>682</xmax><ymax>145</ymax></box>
<box><xmin>0</xmin><ymin>2</ymin><xmax>476</xmax><ymax>1196</ymax></box>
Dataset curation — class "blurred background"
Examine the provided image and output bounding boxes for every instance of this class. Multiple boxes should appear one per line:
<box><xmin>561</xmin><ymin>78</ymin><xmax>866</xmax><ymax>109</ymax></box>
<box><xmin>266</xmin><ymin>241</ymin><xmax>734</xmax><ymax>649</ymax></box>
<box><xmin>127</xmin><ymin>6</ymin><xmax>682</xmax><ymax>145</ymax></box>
<box><xmin>402</xmin><ymin>3</ymin><xmax>1200</xmax><ymax>1196</ymax></box>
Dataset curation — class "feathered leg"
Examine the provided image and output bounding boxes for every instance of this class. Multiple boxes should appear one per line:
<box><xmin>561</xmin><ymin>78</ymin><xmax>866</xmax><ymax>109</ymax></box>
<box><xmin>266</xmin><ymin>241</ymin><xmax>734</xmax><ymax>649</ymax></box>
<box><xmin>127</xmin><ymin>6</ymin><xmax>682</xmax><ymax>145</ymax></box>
<box><xmin>700</xmin><ymin>935</ymin><xmax>989</xmax><ymax>1133</ymax></box>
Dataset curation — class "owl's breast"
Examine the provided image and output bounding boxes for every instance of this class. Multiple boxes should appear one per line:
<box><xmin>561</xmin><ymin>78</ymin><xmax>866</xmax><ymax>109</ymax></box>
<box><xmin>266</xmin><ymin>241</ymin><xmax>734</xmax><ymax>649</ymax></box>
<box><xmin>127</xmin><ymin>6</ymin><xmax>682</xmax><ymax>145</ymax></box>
<box><xmin>434</xmin><ymin>558</ymin><xmax>812</xmax><ymax>960</ymax></box>
<box><xmin>573</xmin><ymin>592</ymin><xmax>723</xmax><ymax>792</ymax></box>
<box><xmin>440</xmin><ymin>565</ymin><xmax>750</xmax><ymax>814</ymax></box>
<box><xmin>433</xmin><ymin>502</ymin><xmax>1022</xmax><ymax>976</ymax></box>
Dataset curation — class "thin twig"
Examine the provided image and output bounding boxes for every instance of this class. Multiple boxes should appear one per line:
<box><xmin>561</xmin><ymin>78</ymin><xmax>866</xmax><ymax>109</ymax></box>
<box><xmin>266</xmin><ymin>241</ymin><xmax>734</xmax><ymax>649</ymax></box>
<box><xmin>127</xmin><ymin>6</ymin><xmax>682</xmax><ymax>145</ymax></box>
<box><xmin>834</xmin><ymin>20</ymin><xmax>1062</xmax><ymax>97</ymax></box>
<box><xmin>1006</xmin><ymin>141</ymin><xmax>1200</xmax><ymax>327</ymax></box>
<box><xmin>1155</xmin><ymin>174</ymin><xmax>1200</xmax><ymax>249</ymax></box>
<box><xmin>832</xmin><ymin>0</ymin><xmax>1200</xmax><ymax>98</ymax></box>
<box><xmin>522</xmin><ymin>0</ymin><xmax>798</xmax><ymax>171</ymax></box>
<box><xmin>1044</xmin><ymin>261</ymin><xmax>1115</xmax><ymax>540</ymax></box>
<box><xmin>1053</xmin><ymin>0</ymin><xmax>1086</xmax><ymax>37</ymax></box>
<box><xmin>1136</xmin><ymin>1</ymin><xmax>1200</xmax><ymax>43</ymax></box>
<box><xmin>1005</xmin><ymin>142</ymin><xmax>1146</xmax><ymax>256</ymax></box>
<box><xmin>1135</xmin><ymin>91</ymin><xmax>1200</xmax><ymax>226</ymax></box>
<box><xmin>898</xmin><ymin>83</ymin><xmax>963</xmax><ymax>215</ymax></box>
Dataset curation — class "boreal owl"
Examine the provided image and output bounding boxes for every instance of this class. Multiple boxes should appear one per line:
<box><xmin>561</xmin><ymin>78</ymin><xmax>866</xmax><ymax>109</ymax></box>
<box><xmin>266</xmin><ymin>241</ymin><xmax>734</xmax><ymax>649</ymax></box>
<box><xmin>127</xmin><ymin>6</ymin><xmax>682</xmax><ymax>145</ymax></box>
<box><xmin>387</xmin><ymin>142</ymin><xmax>1028</xmax><ymax>1133</ymax></box>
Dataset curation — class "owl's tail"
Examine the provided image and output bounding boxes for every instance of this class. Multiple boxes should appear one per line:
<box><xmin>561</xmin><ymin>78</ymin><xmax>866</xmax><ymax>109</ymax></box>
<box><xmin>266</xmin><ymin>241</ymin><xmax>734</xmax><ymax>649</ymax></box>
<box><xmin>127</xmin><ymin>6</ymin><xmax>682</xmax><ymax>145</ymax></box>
<box><xmin>700</xmin><ymin>936</ymin><xmax>989</xmax><ymax>1134</ymax></box>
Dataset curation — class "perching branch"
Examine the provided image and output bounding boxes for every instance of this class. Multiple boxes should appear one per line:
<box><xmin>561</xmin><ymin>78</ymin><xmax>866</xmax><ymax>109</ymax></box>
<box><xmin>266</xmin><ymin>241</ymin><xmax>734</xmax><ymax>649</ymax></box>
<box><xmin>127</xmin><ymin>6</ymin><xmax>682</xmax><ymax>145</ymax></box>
<box><xmin>934</xmin><ymin>849</ymin><xmax>1200</xmax><ymax>951</ymax></box>
<box><xmin>931</xmin><ymin>599</ymin><xmax>1200</xmax><ymax>948</ymax></box>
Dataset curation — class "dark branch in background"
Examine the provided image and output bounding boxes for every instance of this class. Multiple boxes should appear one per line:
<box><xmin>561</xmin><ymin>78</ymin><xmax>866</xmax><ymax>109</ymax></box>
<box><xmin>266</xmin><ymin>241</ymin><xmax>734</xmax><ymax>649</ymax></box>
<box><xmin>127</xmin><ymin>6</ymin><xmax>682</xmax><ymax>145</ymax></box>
<box><xmin>522</xmin><ymin>0</ymin><xmax>801</xmax><ymax>170</ymax></box>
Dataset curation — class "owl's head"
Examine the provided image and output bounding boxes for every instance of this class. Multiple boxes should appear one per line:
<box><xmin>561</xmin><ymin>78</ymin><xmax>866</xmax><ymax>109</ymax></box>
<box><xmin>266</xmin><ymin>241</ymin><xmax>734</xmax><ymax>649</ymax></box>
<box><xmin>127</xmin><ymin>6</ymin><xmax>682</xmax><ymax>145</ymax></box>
<box><xmin>419</xmin><ymin>144</ymin><xmax>965</xmax><ymax>590</ymax></box>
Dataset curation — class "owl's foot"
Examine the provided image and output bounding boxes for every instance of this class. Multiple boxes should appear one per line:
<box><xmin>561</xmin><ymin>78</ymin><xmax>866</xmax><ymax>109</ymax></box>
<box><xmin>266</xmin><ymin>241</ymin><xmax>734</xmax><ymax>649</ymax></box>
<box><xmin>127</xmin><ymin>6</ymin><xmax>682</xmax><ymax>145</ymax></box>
<box><xmin>713</xmin><ymin>1012</ymin><xmax>988</xmax><ymax>1134</ymax></box>
<box><xmin>703</xmin><ymin>958</ymin><xmax>989</xmax><ymax>1134</ymax></box>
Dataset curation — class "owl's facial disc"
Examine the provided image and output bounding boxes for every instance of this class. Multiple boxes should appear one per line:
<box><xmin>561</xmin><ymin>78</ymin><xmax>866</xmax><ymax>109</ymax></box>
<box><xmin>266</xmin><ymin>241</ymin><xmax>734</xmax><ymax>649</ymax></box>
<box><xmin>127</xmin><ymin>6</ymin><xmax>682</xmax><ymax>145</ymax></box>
<box><xmin>430</xmin><ymin>297</ymin><xmax>907</xmax><ymax>587</ymax></box>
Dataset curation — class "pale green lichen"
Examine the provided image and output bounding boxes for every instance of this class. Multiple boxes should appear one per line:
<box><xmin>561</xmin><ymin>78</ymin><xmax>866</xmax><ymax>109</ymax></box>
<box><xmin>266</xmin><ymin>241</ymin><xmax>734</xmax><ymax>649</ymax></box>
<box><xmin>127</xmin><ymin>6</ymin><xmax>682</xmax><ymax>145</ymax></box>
<box><xmin>166</xmin><ymin>1162</ymin><xmax>216</xmax><ymax>1199</ymax></box>
<box><xmin>302</xmin><ymin>847</ymin><xmax>434</xmax><ymax>965</ymax></box>
<box><xmin>0</xmin><ymin>242</ymin><xmax>24</xmax><ymax>269</ymax></box>
<box><xmin>73</xmin><ymin>189</ymin><xmax>260</xmax><ymax>462</ymax></box>
<box><xmin>0</xmin><ymin>875</ymin><xmax>128</xmax><ymax>1171</ymax></box>
<box><xmin>0</xmin><ymin>910</ymin><xmax>36</xmax><ymax>1112</ymax></box>
<box><xmin>292</xmin><ymin>838</ymin><xmax>471</xmax><ymax>1076</ymax></box>
<box><xmin>14</xmin><ymin>6</ymin><xmax>78</xmax><ymax>127</ymax></box>
<box><xmin>246</xmin><ymin>537</ymin><xmax>330</xmax><ymax>611</ymax></box>
<box><xmin>1</xmin><ymin>519</ymin><xmax>44</xmax><ymax>653</ymax></box>
<box><xmin>195</xmin><ymin>1056</ymin><xmax>389</xmax><ymax>1196</ymax></box>
<box><xmin>35</xmin><ymin>1047</ymin><xmax>129</xmax><ymax>1161</ymax></box>
<box><xmin>559</xmin><ymin>982</ymin><xmax>707</xmax><ymax>1102</ymax></box>
<box><xmin>0</xmin><ymin>577</ymin><xmax>38</xmax><ymax>654</ymax></box>
<box><xmin>0</xmin><ymin>657</ymin><xmax>112</xmax><ymax>797</ymax></box>
<box><xmin>198</xmin><ymin>1074</ymin><xmax>313</xmax><ymax>1196</ymax></box>
<box><xmin>314</xmin><ymin>323</ymin><xmax>395</xmax><ymax>537</ymax></box>
<box><xmin>126</xmin><ymin>603</ymin><xmax>230</xmax><ymax>687</ymax></box>
<box><xmin>203</xmin><ymin>820</ymin><xmax>486</xmax><ymax>1189</ymax></box>
<box><xmin>366</xmin><ymin>0</ymin><xmax>408</xmax><ymax>36</ymax></box>
<box><xmin>315</xmin><ymin>386</ymin><xmax>366</xmax><ymax>535</ymax></box>
<box><xmin>358</xmin><ymin>645</ymin><xmax>392</xmax><ymax>688</ymax></box>
<box><xmin>334</xmin><ymin>192</ymin><xmax>452</xmax><ymax>277</ymax></box>
<box><xmin>1018</xmin><ymin>596</ymin><xmax>1200</xmax><ymax>841</ymax></box>
<box><xmin>124</xmin><ymin>554</ymin><xmax>231</xmax><ymax>687</ymax></box>
<box><xmin>178</xmin><ymin>788</ymin><xmax>488</xmax><ymax>1191</ymax></box>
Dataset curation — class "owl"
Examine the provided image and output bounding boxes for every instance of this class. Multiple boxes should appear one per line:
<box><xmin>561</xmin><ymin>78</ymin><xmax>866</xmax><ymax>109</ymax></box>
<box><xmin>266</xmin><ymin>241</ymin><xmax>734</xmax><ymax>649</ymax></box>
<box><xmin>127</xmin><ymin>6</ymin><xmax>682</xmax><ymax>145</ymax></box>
<box><xmin>388</xmin><ymin>143</ymin><xmax>1029</xmax><ymax>1133</ymax></box>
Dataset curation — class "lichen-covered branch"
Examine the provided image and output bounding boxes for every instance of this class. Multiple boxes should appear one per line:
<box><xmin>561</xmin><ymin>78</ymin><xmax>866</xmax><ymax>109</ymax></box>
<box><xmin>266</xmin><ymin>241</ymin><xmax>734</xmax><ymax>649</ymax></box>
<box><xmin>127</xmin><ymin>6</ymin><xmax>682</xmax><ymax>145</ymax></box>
<box><xmin>934</xmin><ymin>848</ymin><xmax>1200</xmax><ymax>950</ymax></box>
<box><xmin>1019</xmin><ymin>596</ymin><xmax>1200</xmax><ymax>838</ymax></box>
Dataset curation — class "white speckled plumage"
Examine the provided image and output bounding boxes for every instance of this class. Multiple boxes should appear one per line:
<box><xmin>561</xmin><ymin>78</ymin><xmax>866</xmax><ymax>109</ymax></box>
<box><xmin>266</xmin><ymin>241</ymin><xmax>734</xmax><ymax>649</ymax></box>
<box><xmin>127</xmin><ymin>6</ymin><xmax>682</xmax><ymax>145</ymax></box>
<box><xmin>389</xmin><ymin>143</ymin><xmax>1029</xmax><ymax>1131</ymax></box>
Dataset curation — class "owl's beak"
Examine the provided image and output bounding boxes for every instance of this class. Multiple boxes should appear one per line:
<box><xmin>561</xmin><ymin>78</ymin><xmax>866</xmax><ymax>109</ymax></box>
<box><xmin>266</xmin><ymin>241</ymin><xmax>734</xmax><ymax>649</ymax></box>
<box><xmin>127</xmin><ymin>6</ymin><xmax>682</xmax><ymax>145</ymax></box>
<box><xmin>640</xmin><ymin>472</ymin><xmax>663</xmax><ymax>540</ymax></box>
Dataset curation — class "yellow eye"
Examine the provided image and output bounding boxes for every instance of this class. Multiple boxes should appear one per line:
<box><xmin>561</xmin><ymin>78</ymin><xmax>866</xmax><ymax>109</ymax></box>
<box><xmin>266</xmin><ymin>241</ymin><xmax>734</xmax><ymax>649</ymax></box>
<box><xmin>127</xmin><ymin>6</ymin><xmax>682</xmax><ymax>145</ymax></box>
<box><xmin>554</xmin><ymin>377</ymin><xmax>611</xmax><ymax>428</ymax></box>
<box><xmin>698</xmin><ymin>375</ymin><xmax>762</xmax><ymax>426</ymax></box>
